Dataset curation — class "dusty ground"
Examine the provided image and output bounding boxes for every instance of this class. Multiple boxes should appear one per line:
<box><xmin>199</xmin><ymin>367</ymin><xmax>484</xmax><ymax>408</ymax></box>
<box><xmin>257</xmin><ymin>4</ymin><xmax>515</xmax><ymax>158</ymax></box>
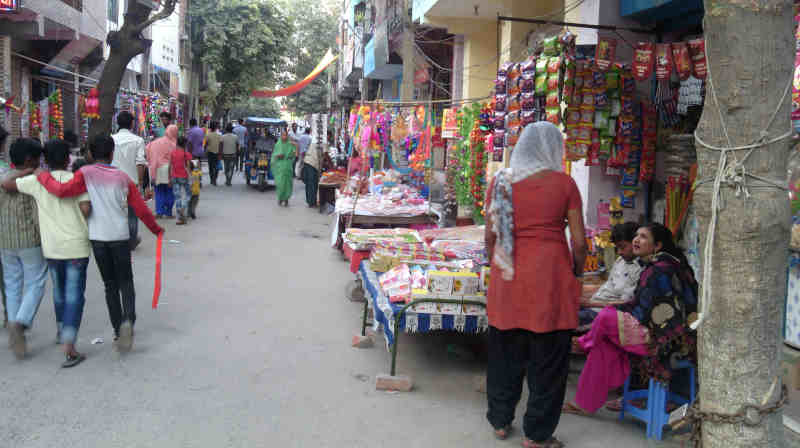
<box><xmin>0</xmin><ymin>175</ymin><xmax>797</xmax><ymax>447</ymax></box>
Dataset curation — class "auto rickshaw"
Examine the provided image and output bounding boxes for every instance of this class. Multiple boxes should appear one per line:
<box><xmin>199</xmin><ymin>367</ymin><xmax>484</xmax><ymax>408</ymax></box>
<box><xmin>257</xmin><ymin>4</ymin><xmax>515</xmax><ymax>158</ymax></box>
<box><xmin>244</xmin><ymin>117</ymin><xmax>287</xmax><ymax>191</ymax></box>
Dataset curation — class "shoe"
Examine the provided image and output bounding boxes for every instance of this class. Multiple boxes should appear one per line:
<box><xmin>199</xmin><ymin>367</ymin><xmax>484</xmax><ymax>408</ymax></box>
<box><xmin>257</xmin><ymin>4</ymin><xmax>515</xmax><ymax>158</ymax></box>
<box><xmin>117</xmin><ymin>321</ymin><xmax>134</xmax><ymax>353</ymax></box>
<box><xmin>130</xmin><ymin>236</ymin><xmax>142</xmax><ymax>251</ymax></box>
<box><xmin>61</xmin><ymin>352</ymin><xmax>86</xmax><ymax>368</ymax></box>
<box><xmin>190</xmin><ymin>213</ymin><xmax>197</xmax><ymax>220</ymax></box>
<box><xmin>9</xmin><ymin>322</ymin><xmax>25</xmax><ymax>360</ymax></box>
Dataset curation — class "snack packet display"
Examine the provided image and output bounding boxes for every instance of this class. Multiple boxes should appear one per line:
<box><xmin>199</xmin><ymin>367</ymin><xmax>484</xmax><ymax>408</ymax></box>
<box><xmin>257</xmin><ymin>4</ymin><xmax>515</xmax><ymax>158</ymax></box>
<box><xmin>671</xmin><ymin>42</ymin><xmax>692</xmax><ymax>81</ymax></box>
<box><xmin>633</xmin><ymin>42</ymin><xmax>655</xmax><ymax>81</ymax></box>
<box><xmin>379</xmin><ymin>264</ymin><xmax>411</xmax><ymax>303</ymax></box>
<box><xmin>687</xmin><ymin>38</ymin><xmax>707</xmax><ymax>79</ymax></box>
<box><xmin>535</xmin><ymin>74</ymin><xmax>548</xmax><ymax>94</ymax></box>
<box><xmin>595</xmin><ymin>37</ymin><xmax>617</xmax><ymax>71</ymax></box>
<box><xmin>655</xmin><ymin>44</ymin><xmax>673</xmax><ymax>80</ymax></box>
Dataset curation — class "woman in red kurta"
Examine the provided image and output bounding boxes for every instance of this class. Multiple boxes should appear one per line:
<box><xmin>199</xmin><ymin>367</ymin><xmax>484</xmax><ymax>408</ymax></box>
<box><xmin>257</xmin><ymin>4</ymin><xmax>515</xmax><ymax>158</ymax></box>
<box><xmin>484</xmin><ymin>122</ymin><xmax>587</xmax><ymax>448</ymax></box>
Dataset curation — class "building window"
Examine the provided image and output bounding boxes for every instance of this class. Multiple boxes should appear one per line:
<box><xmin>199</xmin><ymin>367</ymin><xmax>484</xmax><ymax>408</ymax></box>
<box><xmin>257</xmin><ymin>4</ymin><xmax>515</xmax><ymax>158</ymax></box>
<box><xmin>108</xmin><ymin>0</ymin><xmax>118</xmax><ymax>23</ymax></box>
<box><xmin>59</xmin><ymin>0</ymin><xmax>83</xmax><ymax>12</ymax></box>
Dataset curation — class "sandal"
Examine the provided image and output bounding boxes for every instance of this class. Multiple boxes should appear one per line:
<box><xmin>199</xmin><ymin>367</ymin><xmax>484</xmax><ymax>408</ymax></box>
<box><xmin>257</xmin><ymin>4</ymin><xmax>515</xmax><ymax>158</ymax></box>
<box><xmin>493</xmin><ymin>425</ymin><xmax>512</xmax><ymax>440</ymax></box>
<box><xmin>522</xmin><ymin>436</ymin><xmax>565</xmax><ymax>448</ymax></box>
<box><xmin>561</xmin><ymin>402</ymin><xmax>591</xmax><ymax>417</ymax></box>
<box><xmin>61</xmin><ymin>353</ymin><xmax>86</xmax><ymax>368</ymax></box>
<box><xmin>605</xmin><ymin>398</ymin><xmax>623</xmax><ymax>412</ymax></box>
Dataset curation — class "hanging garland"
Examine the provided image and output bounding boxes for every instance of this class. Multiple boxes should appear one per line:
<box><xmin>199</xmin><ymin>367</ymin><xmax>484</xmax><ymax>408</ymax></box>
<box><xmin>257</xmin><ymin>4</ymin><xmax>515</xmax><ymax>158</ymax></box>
<box><xmin>29</xmin><ymin>101</ymin><xmax>42</xmax><ymax>138</ymax></box>
<box><xmin>48</xmin><ymin>89</ymin><xmax>64</xmax><ymax>140</ymax></box>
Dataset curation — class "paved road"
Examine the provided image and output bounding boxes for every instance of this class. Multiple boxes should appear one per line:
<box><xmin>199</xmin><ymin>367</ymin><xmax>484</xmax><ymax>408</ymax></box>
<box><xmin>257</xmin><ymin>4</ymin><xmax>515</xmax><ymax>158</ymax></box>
<box><xmin>1</xmin><ymin>174</ymin><xmax>795</xmax><ymax>447</ymax></box>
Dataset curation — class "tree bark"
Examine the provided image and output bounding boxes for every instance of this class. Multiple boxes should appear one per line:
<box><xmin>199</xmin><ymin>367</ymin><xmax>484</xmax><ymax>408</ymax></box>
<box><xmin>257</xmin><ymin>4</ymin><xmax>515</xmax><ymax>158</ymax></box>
<box><xmin>695</xmin><ymin>0</ymin><xmax>794</xmax><ymax>446</ymax></box>
<box><xmin>89</xmin><ymin>2</ymin><xmax>177</xmax><ymax>140</ymax></box>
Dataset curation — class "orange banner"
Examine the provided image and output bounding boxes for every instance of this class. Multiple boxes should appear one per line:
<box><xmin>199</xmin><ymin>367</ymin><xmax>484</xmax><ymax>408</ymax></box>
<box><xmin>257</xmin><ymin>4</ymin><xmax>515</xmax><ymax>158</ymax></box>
<box><xmin>251</xmin><ymin>49</ymin><xmax>338</xmax><ymax>98</ymax></box>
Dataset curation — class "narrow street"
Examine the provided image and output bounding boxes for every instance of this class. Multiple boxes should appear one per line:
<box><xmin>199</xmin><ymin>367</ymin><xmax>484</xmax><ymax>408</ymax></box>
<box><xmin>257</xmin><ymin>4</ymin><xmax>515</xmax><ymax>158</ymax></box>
<box><xmin>0</xmin><ymin>173</ymin><xmax>700</xmax><ymax>448</ymax></box>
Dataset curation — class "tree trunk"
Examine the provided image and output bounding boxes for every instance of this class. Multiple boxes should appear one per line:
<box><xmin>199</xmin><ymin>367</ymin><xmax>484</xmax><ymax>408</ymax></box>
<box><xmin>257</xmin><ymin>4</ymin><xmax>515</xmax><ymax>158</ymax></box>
<box><xmin>88</xmin><ymin>2</ymin><xmax>177</xmax><ymax>140</ymax></box>
<box><xmin>695</xmin><ymin>0</ymin><xmax>794</xmax><ymax>446</ymax></box>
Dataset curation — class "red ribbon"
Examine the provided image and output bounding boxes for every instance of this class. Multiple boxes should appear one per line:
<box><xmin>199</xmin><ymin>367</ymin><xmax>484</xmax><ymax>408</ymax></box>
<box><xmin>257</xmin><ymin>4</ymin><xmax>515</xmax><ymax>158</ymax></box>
<box><xmin>152</xmin><ymin>232</ymin><xmax>163</xmax><ymax>309</ymax></box>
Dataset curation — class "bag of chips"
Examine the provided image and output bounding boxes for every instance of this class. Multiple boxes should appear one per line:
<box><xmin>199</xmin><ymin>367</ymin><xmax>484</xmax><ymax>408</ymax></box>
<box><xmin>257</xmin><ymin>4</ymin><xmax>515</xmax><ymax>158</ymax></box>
<box><xmin>498</xmin><ymin>62</ymin><xmax>514</xmax><ymax>78</ymax></box>
<box><xmin>543</xmin><ymin>36</ymin><xmax>560</xmax><ymax>55</ymax></box>
<box><xmin>535</xmin><ymin>74</ymin><xmax>548</xmax><ymax>94</ymax></box>
<box><xmin>546</xmin><ymin>91</ymin><xmax>560</xmax><ymax>107</ymax></box>
<box><xmin>521</xmin><ymin>110</ymin><xmax>537</xmax><ymax>127</ymax></box>
<box><xmin>687</xmin><ymin>38</ymin><xmax>707</xmax><ymax>79</ymax></box>
<box><xmin>495</xmin><ymin>94</ymin><xmax>507</xmax><ymax>112</ymax></box>
<box><xmin>521</xmin><ymin>56</ymin><xmax>537</xmax><ymax>76</ymax></box>
<box><xmin>521</xmin><ymin>92</ymin><xmax>537</xmax><ymax>111</ymax></box>
<box><xmin>595</xmin><ymin>37</ymin><xmax>617</xmax><ymax>71</ymax></box>
<box><xmin>594</xmin><ymin>109</ymin><xmax>610</xmax><ymax>129</ymax></box>
<box><xmin>580</xmin><ymin>106</ymin><xmax>595</xmax><ymax>125</ymax></box>
<box><xmin>506</xmin><ymin>126</ymin><xmax>522</xmax><ymax>147</ymax></box>
<box><xmin>547</xmin><ymin>56</ymin><xmax>562</xmax><ymax>74</ymax></box>
<box><xmin>655</xmin><ymin>44</ymin><xmax>673</xmax><ymax>80</ymax></box>
<box><xmin>633</xmin><ymin>42</ymin><xmax>655</xmax><ymax>81</ymax></box>
<box><xmin>520</xmin><ymin>73</ymin><xmax>536</xmax><ymax>93</ymax></box>
<box><xmin>595</xmin><ymin>89</ymin><xmax>609</xmax><ymax>109</ymax></box>
<box><xmin>493</xmin><ymin>112</ymin><xmax>506</xmax><ymax>130</ymax></box>
<box><xmin>493</xmin><ymin>130</ymin><xmax>505</xmax><ymax>148</ymax></box>
<box><xmin>546</xmin><ymin>107</ymin><xmax>561</xmax><ymax>125</ymax></box>
<box><xmin>505</xmin><ymin>110</ymin><xmax>521</xmax><ymax>128</ymax></box>
<box><xmin>563</xmin><ymin>84</ymin><xmax>575</xmax><ymax>105</ymax></box>
<box><xmin>508</xmin><ymin>94</ymin><xmax>522</xmax><ymax>112</ymax></box>
<box><xmin>671</xmin><ymin>42</ymin><xmax>692</xmax><ymax>81</ymax></box>
<box><xmin>536</xmin><ymin>57</ymin><xmax>548</xmax><ymax>74</ymax></box>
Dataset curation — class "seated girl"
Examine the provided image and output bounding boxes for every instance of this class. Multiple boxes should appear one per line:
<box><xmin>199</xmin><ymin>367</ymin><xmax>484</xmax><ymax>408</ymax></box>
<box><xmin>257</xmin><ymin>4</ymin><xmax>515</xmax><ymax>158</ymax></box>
<box><xmin>564</xmin><ymin>222</ymin><xmax>698</xmax><ymax>415</ymax></box>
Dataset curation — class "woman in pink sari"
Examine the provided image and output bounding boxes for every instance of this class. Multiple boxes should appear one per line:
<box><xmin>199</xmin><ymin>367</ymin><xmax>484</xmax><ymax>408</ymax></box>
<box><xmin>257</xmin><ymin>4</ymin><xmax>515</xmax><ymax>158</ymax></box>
<box><xmin>146</xmin><ymin>125</ymin><xmax>178</xmax><ymax>218</ymax></box>
<box><xmin>563</xmin><ymin>223</ymin><xmax>698</xmax><ymax>416</ymax></box>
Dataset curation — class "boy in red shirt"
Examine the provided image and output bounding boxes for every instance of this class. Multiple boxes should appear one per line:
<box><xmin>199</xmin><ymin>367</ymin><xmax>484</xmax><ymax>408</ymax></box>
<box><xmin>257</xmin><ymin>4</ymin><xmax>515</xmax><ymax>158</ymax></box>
<box><xmin>171</xmin><ymin>137</ymin><xmax>193</xmax><ymax>225</ymax></box>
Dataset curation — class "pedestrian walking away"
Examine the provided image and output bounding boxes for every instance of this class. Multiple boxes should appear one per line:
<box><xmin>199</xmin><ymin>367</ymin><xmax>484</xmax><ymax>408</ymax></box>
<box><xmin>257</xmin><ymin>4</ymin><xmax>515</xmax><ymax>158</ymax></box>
<box><xmin>35</xmin><ymin>134</ymin><xmax>164</xmax><ymax>354</ymax></box>
<box><xmin>171</xmin><ymin>136</ymin><xmax>193</xmax><ymax>225</ymax></box>
<box><xmin>0</xmin><ymin>125</ymin><xmax>10</xmax><ymax>328</ymax></box>
<box><xmin>147</xmin><ymin>125</ymin><xmax>178</xmax><ymax>218</ymax></box>
<box><xmin>233</xmin><ymin>119</ymin><xmax>248</xmax><ymax>172</ymax></box>
<box><xmin>300</xmin><ymin>127</ymin><xmax>320</xmax><ymax>208</ymax></box>
<box><xmin>186</xmin><ymin>118</ymin><xmax>206</xmax><ymax>188</ymax></box>
<box><xmin>3</xmin><ymin>139</ymin><xmax>91</xmax><ymax>367</ymax></box>
<box><xmin>221</xmin><ymin>124</ymin><xmax>239</xmax><ymax>187</ymax></box>
<box><xmin>0</xmin><ymin>138</ymin><xmax>48</xmax><ymax>360</ymax></box>
<box><xmin>205</xmin><ymin>121</ymin><xmax>222</xmax><ymax>186</ymax></box>
<box><xmin>271</xmin><ymin>130</ymin><xmax>296</xmax><ymax>207</ymax></box>
<box><xmin>484</xmin><ymin>122</ymin><xmax>587</xmax><ymax>447</ymax></box>
<box><xmin>111</xmin><ymin>111</ymin><xmax>147</xmax><ymax>250</ymax></box>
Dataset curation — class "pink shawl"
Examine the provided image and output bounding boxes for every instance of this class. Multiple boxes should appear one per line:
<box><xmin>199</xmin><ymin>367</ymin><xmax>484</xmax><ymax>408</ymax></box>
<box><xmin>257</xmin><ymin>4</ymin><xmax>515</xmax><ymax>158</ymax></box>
<box><xmin>147</xmin><ymin>125</ymin><xmax>178</xmax><ymax>180</ymax></box>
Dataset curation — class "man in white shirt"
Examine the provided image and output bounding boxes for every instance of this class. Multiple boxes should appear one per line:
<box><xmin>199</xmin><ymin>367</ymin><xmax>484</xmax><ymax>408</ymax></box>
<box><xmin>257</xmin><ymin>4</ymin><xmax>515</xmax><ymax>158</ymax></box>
<box><xmin>232</xmin><ymin>119</ymin><xmax>248</xmax><ymax>172</ymax></box>
<box><xmin>111</xmin><ymin>111</ymin><xmax>146</xmax><ymax>250</ymax></box>
<box><xmin>580</xmin><ymin>222</ymin><xmax>643</xmax><ymax>326</ymax></box>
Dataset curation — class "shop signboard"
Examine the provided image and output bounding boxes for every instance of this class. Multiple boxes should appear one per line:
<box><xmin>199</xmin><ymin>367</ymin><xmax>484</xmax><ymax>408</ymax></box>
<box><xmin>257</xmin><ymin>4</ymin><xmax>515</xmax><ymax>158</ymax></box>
<box><xmin>0</xmin><ymin>0</ymin><xmax>18</xmax><ymax>12</ymax></box>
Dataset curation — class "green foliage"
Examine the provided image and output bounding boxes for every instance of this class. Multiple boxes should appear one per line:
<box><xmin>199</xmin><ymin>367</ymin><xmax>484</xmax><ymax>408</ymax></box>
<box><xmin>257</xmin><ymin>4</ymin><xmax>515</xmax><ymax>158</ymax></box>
<box><xmin>454</xmin><ymin>103</ymin><xmax>481</xmax><ymax>207</ymax></box>
<box><xmin>228</xmin><ymin>97</ymin><xmax>282</xmax><ymax>119</ymax></box>
<box><xmin>276</xmin><ymin>0</ymin><xmax>340</xmax><ymax>116</ymax></box>
<box><xmin>190</xmin><ymin>0</ymin><xmax>292</xmax><ymax>115</ymax></box>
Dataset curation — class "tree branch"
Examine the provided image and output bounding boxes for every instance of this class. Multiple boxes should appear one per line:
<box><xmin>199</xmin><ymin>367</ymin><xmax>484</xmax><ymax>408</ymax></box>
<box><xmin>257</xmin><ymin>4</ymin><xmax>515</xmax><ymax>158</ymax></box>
<box><xmin>133</xmin><ymin>0</ymin><xmax>179</xmax><ymax>34</ymax></box>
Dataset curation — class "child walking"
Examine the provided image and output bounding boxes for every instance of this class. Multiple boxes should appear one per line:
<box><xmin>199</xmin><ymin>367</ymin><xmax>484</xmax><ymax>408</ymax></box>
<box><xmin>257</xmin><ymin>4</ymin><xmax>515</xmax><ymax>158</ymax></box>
<box><xmin>189</xmin><ymin>160</ymin><xmax>201</xmax><ymax>220</ymax></box>
<box><xmin>35</xmin><ymin>135</ymin><xmax>164</xmax><ymax>353</ymax></box>
<box><xmin>171</xmin><ymin>137</ymin><xmax>192</xmax><ymax>225</ymax></box>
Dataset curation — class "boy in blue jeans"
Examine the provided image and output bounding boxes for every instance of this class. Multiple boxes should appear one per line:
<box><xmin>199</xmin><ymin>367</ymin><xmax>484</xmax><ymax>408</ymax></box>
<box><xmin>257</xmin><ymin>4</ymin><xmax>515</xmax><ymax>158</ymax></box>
<box><xmin>3</xmin><ymin>140</ymin><xmax>91</xmax><ymax>367</ymax></box>
<box><xmin>35</xmin><ymin>135</ymin><xmax>163</xmax><ymax>353</ymax></box>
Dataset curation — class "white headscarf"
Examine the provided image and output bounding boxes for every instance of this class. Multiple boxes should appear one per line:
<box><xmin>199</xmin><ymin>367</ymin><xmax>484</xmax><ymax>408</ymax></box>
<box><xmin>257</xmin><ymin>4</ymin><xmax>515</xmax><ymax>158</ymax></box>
<box><xmin>509</xmin><ymin>121</ymin><xmax>564</xmax><ymax>182</ymax></box>
<box><xmin>489</xmin><ymin>121</ymin><xmax>565</xmax><ymax>280</ymax></box>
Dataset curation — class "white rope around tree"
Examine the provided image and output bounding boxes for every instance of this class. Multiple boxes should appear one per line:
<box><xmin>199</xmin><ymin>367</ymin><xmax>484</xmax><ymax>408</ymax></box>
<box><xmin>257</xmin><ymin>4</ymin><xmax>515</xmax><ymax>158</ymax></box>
<box><xmin>690</xmin><ymin>24</ymin><xmax>794</xmax><ymax>331</ymax></box>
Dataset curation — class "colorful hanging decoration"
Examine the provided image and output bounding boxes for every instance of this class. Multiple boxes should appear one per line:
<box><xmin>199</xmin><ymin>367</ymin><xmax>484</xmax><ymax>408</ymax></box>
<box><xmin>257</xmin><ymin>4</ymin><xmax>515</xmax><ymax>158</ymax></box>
<box><xmin>48</xmin><ymin>89</ymin><xmax>64</xmax><ymax>140</ymax></box>
<box><xmin>84</xmin><ymin>88</ymin><xmax>100</xmax><ymax>119</ymax></box>
<box><xmin>29</xmin><ymin>101</ymin><xmax>42</xmax><ymax>137</ymax></box>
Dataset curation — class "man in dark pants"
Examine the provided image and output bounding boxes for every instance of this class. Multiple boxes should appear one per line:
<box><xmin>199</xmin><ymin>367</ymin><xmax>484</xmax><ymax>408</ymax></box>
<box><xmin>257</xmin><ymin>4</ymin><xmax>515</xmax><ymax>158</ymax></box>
<box><xmin>34</xmin><ymin>135</ymin><xmax>164</xmax><ymax>353</ymax></box>
<box><xmin>205</xmin><ymin>121</ymin><xmax>222</xmax><ymax>186</ymax></box>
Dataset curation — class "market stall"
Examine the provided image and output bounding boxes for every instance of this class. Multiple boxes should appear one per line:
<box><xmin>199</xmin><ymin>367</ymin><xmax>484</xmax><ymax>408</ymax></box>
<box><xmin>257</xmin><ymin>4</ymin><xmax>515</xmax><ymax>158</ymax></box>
<box><xmin>347</xmin><ymin>226</ymin><xmax>490</xmax><ymax>390</ymax></box>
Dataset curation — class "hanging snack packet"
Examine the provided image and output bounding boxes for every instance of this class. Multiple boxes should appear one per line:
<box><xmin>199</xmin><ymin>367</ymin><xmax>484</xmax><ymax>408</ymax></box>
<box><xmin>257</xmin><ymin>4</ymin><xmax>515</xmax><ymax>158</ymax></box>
<box><xmin>607</xmin><ymin>117</ymin><xmax>617</xmax><ymax>137</ymax></box>
<box><xmin>619</xmin><ymin>115</ymin><xmax>635</xmax><ymax>137</ymax></box>
<box><xmin>564</xmin><ymin>60</ymin><xmax>576</xmax><ymax>85</ymax></box>
<box><xmin>546</xmin><ymin>107</ymin><xmax>561</xmax><ymax>125</ymax></box>
<box><xmin>508</xmin><ymin>94</ymin><xmax>522</xmax><ymax>112</ymax></box>
<box><xmin>521</xmin><ymin>56</ymin><xmax>537</xmax><ymax>76</ymax></box>
<box><xmin>566</xmin><ymin>107</ymin><xmax>581</xmax><ymax>126</ymax></box>
<box><xmin>563</xmin><ymin>84</ymin><xmax>575</xmax><ymax>105</ymax></box>
<box><xmin>506</xmin><ymin>126</ymin><xmax>523</xmax><ymax>148</ymax></box>
<box><xmin>536</xmin><ymin>57</ymin><xmax>549</xmax><ymax>75</ymax></box>
<box><xmin>594</xmin><ymin>109</ymin><xmax>610</xmax><ymax>129</ymax></box>
<box><xmin>687</xmin><ymin>38</ymin><xmax>707</xmax><ymax>79</ymax></box>
<box><xmin>621</xmin><ymin>96</ymin><xmax>635</xmax><ymax>115</ymax></box>
<box><xmin>610</xmin><ymin>97</ymin><xmax>622</xmax><ymax>117</ymax></box>
<box><xmin>633</xmin><ymin>42</ymin><xmax>655</xmax><ymax>81</ymax></box>
<box><xmin>535</xmin><ymin>73</ymin><xmax>548</xmax><ymax>94</ymax></box>
<box><xmin>521</xmin><ymin>92</ymin><xmax>537</xmax><ymax>111</ymax></box>
<box><xmin>493</xmin><ymin>129</ymin><xmax>505</xmax><ymax>149</ymax></box>
<box><xmin>595</xmin><ymin>88</ymin><xmax>609</xmax><ymax>109</ymax></box>
<box><xmin>599</xmin><ymin>136</ymin><xmax>613</xmax><ymax>159</ymax></box>
<box><xmin>507</xmin><ymin>65</ymin><xmax>522</xmax><ymax>95</ymax></box>
<box><xmin>595</xmin><ymin>37</ymin><xmax>617</xmax><ymax>71</ymax></box>
<box><xmin>580</xmin><ymin>106</ymin><xmax>595</xmax><ymax>125</ymax></box>
<box><xmin>671</xmin><ymin>42</ymin><xmax>692</xmax><ymax>81</ymax></box>
<box><xmin>622</xmin><ymin>69</ymin><xmax>636</xmax><ymax>95</ymax></box>
<box><xmin>606</xmin><ymin>70</ymin><xmax>620</xmax><ymax>91</ymax></box>
<box><xmin>493</xmin><ymin>112</ymin><xmax>506</xmax><ymax>130</ymax></box>
<box><xmin>655</xmin><ymin>44</ymin><xmax>673</xmax><ymax>80</ymax></box>
<box><xmin>521</xmin><ymin>110</ymin><xmax>537</xmax><ymax>127</ymax></box>
<box><xmin>547</xmin><ymin>74</ymin><xmax>560</xmax><ymax>91</ymax></box>
<box><xmin>520</xmin><ymin>73</ymin><xmax>536</xmax><ymax>93</ymax></box>
<box><xmin>547</xmin><ymin>56</ymin><xmax>562</xmax><ymax>74</ymax></box>
<box><xmin>546</xmin><ymin>91</ymin><xmax>560</xmax><ymax>108</ymax></box>
<box><xmin>505</xmin><ymin>110</ymin><xmax>521</xmax><ymax>128</ymax></box>
<box><xmin>543</xmin><ymin>36</ymin><xmax>560</xmax><ymax>56</ymax></box>
<box><xmin>495</xmin><ymin>94</ymin><xmax>507</xmax><ymax>112</ymax></box>
<box><xmin>498</xmin><ymin>61</ymin><xmax>514</xmax><ymax>78</ymax></box>
<box><xmin>495</xmin><ymin>76</ymin><xmax>508</xmax><ymax>95</ymax></box>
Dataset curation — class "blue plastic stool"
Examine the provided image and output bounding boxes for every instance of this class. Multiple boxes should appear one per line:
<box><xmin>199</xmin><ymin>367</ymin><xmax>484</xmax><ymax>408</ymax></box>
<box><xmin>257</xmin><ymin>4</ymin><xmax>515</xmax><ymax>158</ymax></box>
<box><xmin>618</xmin><ymin>360</ymin><xmax>696</xmax><ymax>440</ymax></box>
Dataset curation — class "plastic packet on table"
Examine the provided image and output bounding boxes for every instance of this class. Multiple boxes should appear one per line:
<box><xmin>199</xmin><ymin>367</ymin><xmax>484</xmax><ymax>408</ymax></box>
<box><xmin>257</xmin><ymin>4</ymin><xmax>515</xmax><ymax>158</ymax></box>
<box><xmin>379</xmin><ymin>264</ymin><xmax>411</xmax><ymax>303</ymax></box>
<box><xmin>410</xmin><ymin>265</ymin><xmax>427</xmax><ymax>290</ymax></box>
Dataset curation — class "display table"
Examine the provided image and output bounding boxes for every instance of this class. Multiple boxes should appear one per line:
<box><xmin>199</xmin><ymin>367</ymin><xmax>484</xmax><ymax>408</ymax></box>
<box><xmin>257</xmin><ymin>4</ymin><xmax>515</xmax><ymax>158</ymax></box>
<box><xmin>358</xmin><ymin>261</ymin><xmax>488</xmax><ymax>376</ymax></box>
<box><xmin>342</xmin><ymin>243</ymin><xmax>370</xmax><ymax>274</ymax></box>
<box><xmin>334</xmin><ymin>213</ymin><xmax>438</xmax><ymax>250</ymax></box>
